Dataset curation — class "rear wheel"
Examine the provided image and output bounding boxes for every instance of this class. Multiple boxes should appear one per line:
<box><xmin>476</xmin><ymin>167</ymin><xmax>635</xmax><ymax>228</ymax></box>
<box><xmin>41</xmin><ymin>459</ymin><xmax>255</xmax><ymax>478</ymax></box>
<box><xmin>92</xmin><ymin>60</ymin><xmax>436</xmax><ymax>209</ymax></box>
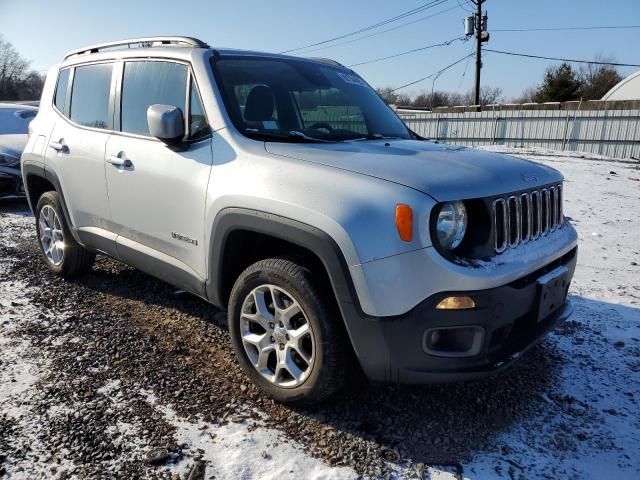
<box><xmin>35</xmin><ymin>191</ymin><xmax>95</xmax><ymax>276</ymax></box>
<box><xmin>228</xmin><ymin>257</ymin><xmax>347</xmax><ymax>404</ymax></box>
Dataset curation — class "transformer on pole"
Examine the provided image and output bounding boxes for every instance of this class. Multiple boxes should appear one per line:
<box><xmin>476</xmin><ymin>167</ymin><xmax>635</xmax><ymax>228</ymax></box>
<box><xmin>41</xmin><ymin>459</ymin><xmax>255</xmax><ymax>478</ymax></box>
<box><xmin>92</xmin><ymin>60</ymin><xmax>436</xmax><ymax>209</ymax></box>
<box><xmin>465</xmin><ymin>1</ymin><xmax>489</xmax><ymax>107</ymax></box>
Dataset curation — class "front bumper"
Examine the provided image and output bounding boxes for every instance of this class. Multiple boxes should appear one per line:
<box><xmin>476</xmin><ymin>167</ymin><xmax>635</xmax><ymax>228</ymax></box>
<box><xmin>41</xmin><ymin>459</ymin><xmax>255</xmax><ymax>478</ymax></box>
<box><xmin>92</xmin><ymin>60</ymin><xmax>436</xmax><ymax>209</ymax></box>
<box><xmin>0</xmin><ymin>166</ymin><xmax>25</xmax><ymax>198</ymax></box>
<box><xmin>346</xmin><ymin>246</ymin><xmax>577</xmax><ymax>383</ymax></box>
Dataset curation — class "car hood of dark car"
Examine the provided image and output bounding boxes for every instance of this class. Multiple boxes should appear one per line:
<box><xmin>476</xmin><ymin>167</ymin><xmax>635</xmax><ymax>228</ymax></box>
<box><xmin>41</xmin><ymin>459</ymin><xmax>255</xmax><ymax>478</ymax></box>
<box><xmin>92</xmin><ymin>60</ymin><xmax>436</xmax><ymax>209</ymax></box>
<box><xmin>265</xmin><ymin>139</ymin><xmax>563</xmax><ymax>201</ymax></box>
<box><xmin>0</xmin><ymin>134</ymin><xmax>29</xmax><ymax>158</ymax></box>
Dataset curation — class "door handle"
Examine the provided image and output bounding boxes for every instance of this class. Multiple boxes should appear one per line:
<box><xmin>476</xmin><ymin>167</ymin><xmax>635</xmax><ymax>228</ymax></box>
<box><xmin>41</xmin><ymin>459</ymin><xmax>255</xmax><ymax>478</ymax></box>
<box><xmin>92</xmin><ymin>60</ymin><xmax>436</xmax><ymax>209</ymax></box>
<box><xmin>106</xmin><ymin>153</ymin><xmax>132</xmax><ymax>168</ymax></box>
<box><xmin>49</xmin><ymin>140</ymin><xmax>68</xmax><ymax>153</ymax></box>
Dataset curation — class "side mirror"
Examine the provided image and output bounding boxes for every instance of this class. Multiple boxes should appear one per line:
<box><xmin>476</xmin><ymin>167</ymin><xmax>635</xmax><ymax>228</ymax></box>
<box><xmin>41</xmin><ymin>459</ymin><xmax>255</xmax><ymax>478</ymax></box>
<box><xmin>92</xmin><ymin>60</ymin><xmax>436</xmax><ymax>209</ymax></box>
<box><xmin>147</xmin><ymin>104</ymin><xmax>184</xmax><ymax>144</ymax></box>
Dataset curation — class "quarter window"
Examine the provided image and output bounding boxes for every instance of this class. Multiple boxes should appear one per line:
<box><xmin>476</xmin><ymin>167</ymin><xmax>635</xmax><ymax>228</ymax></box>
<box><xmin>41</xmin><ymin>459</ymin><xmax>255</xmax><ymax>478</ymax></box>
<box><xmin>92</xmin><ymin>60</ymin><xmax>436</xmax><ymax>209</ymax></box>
<box><xmin>188</xmin><ymin>79</ymin><xmax>210</xmax><ymax>140</ymax></box>
<box><xmin>121</xmin><ymin>61</ymin><xmax>187</xmax><ymax>136</ymax></box>
<box><xmin>69</xmin><ymin>63</ymin><xmax>113</xmax><ymax>129</ymax></box>
<box><xmin>54</xmin><ymin>68</ymin><xmax>70</xmax><ymax>114</ymax></box>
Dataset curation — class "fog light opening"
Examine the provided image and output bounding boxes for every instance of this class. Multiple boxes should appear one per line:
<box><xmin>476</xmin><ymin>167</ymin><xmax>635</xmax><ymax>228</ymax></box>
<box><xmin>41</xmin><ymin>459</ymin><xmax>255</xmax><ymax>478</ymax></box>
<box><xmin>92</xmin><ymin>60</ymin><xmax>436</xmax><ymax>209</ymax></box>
<box><xmin>436</xmin><ymin>296</ymin><xmax>476</xmax><ymax>310</ymax></box>
<box><xmin>423</xmin><ymin>326</ymin><xmax>485</xmax><ymax>357</ymax></box>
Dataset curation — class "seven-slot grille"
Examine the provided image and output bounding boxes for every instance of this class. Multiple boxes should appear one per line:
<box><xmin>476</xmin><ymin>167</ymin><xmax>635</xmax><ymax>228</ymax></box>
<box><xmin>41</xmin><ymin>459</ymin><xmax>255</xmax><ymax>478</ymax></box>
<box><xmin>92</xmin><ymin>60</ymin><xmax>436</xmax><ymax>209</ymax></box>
<box><xmin>492</xmin><ymin>184</ymin><xmax>563</xmax><ymax>254</ymax></box>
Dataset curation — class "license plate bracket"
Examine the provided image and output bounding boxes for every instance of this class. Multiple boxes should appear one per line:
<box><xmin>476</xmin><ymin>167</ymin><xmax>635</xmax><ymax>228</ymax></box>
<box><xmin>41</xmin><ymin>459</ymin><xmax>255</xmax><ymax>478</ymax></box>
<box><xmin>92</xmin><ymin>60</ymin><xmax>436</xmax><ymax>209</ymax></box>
<box><xmin>536</xmin><ymin>266</ymin><xmax>569</xmax><ymax>322</ymax></box>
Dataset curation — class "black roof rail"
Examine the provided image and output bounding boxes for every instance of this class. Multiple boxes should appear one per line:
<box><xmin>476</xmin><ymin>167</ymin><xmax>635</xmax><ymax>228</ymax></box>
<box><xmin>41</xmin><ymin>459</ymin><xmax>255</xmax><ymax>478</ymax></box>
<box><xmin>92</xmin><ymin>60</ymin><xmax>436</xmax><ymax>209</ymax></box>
<box><xmin>64</xmin><ymin>36</ymin><xmax>209</xmax><ymax>60</ymax></box>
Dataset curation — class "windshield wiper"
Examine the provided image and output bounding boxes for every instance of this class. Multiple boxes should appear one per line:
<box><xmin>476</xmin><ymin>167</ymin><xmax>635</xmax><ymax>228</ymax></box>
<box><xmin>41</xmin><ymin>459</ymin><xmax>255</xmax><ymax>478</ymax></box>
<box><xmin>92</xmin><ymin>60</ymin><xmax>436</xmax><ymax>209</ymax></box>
<box><xmin>347</xmin><ymin>134</ymin><xmax>403</xmax><ymax>142</ymax></box>
<box><xmin>244</xmin><ymin>129</ymin><xmax>336</xmax><ymax>143</ymax></box>
<box><xmin>287</xmin><ymin>130</ymin><xmax>336</xmax><ymax>143</ymax></box>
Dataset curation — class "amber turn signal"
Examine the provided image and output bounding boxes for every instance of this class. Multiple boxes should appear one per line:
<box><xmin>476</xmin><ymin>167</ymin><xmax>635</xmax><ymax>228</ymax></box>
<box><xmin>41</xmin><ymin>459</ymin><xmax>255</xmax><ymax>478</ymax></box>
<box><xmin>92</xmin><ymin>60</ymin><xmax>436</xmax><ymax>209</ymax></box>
<box><xmin>436</xmin><ymin>296</ymin><xmax>476</xmax><ymax>310</ymax></box>
<box><xmin>395</xmin><ymin>204</ymin><xmax>413</xmax><ymax>242</ymax></box>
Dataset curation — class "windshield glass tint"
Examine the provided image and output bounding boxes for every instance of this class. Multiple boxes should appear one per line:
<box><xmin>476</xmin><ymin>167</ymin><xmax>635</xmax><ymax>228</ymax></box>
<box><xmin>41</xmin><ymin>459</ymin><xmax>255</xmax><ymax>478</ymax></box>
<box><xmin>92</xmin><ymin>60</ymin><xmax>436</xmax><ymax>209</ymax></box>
<box><xmin>211</xmin><ymin>57</ymin><xmax>411</xmax><ymax>142</ymax></box>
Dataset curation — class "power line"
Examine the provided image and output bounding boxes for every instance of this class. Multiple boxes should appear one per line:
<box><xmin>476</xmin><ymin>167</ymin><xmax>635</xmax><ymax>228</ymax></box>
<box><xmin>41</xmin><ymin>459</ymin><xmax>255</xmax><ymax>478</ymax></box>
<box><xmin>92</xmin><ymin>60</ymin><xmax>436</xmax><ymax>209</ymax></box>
<box><xmin>280</xmin><ymin>0</ymin><xmax>450</xmax><ymax>54</ymax></box>
<box><xmin>455</xmin><ymin>45</ymin><xmax>475</xmax><ymax>92</ymax></box>
<box><xmin>484</xmin><ymin>49</ymin><xmax>640</xmax><ymax>67</ymax></box>
<box><xmin>391</xmin><ymin>53</ymin><xmax>475</xmax><ymax>91</ymax></box>
<box><xmin>494</xmin><ymin>24</ymin><xmax>640</xmax><ymax>32</ymax></box>
<box><xmin>347</xmin><ymin>36</ymin><xmax>466</xmax><ymax>67</ymax></box>
<box><xmin>294</xmin><ymin>4</ymin><xmax>460</xmax><ymax>55</ymax></box>
<box><xmin>456</xmin><ymin>0</ymin><xmax>474</xmax><ymax>13</ymax></box>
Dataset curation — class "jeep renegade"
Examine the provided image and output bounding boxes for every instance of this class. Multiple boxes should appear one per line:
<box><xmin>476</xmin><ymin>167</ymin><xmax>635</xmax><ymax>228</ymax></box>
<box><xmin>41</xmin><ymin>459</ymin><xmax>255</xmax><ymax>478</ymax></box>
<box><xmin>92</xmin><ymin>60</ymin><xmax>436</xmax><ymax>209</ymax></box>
<box><xmin>21</xmin><ymin>37</ymin><xmax>577</xmax><ymax>404</ymax></box>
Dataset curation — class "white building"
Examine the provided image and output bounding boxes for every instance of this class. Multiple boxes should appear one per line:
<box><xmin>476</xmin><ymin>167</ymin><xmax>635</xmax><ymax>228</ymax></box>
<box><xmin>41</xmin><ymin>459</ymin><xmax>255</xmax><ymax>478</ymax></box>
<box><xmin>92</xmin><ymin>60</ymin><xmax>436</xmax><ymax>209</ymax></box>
<box><xmin>602</xmin><ymin>70</ymin><xmax>640</xmax><ymax>101</ymax></box>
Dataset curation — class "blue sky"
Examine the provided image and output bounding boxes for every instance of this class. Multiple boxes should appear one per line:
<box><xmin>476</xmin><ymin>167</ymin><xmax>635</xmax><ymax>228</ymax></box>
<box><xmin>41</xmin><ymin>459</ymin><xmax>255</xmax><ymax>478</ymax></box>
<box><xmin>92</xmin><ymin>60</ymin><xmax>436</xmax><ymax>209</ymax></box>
<box><xmin>1</xmin><ymin>0</ymin><xmax>638</xmax><ymax>99</ymax></box>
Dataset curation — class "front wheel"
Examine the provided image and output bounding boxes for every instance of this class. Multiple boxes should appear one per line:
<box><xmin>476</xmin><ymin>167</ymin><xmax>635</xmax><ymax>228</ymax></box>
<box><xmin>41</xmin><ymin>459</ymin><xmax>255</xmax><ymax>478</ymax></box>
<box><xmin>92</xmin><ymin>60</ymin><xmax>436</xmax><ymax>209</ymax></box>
<box><xmin>228</xmin><ymin>257</ymin><xmax>347</xmax><ymax>405</ymax></box>
<box><xmin>35</xmin><ymin>191</ymin><xmax>95</xmax><ymax>276</ymax></box>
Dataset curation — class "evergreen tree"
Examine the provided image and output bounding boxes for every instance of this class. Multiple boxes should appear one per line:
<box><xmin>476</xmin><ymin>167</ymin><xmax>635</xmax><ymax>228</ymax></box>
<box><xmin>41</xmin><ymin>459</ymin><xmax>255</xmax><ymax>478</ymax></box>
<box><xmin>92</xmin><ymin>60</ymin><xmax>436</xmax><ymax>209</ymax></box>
<box><xmin>533</xmin><ymin>63</ymin><xmax>582</xmax><ymax>102</ymax></box>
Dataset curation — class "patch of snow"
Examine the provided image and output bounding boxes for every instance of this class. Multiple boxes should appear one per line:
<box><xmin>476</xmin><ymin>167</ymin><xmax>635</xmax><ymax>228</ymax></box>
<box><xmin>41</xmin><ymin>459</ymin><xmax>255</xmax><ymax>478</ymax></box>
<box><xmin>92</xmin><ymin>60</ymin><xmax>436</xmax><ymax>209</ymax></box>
<box><xmin>463</xmin><ymin>220</ymin><xmax>577</xmax><ymax>272</ymax></box>
<box><xmin>0</xmin><ymin>235</ymin><xmax>78</xmax><ymax>478</ymax></box>
<box><xmin>142</xmin><ymin>391</ymin><xmax>359</xmax><ymax>480</ymax></box>
<box><xmin>0</xmin><ymin>207</ymin><xmax>33</xmax><ymax>248</ymax></box>
<box><xmin>460</xmin><ymin>146</ymin><xmax>640</xmax><ymax>479</ymax></box>
<box><xmin>478</xmin><ymin>145</ymin><xmax>639</xmax><ymax>164</ymax></box>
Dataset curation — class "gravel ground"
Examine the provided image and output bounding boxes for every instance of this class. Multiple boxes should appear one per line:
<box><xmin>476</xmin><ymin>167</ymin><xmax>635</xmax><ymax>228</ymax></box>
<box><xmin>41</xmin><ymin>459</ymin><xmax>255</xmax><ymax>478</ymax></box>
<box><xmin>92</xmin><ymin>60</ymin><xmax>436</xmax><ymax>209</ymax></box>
<box><xmin>1</xmin><ymin>150</ymin><xmax>639</xmax><ymax>479</ymax></box>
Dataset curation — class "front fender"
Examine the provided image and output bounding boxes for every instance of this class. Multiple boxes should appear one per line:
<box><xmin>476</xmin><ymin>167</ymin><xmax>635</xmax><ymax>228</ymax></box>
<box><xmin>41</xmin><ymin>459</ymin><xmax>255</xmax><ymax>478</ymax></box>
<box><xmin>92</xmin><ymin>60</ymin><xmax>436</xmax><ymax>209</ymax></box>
<box><xmin>206</xmin><ymin>207</ymin><xmax>393</xmax><ymax>375</ymax></box>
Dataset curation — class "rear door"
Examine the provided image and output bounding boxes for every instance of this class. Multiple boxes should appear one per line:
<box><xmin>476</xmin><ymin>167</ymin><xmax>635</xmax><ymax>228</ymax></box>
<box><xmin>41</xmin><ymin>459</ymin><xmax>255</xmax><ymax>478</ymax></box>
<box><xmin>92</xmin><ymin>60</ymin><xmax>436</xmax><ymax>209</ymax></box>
<box><xmin>104</xmin><ymin>59</ymin><xmax>213</xmax><ymax>294</ymax></box>
<box><xmin>45</xmin><ymin>62</ymin><xmax>116</xmax><ymax>253</ymax></box>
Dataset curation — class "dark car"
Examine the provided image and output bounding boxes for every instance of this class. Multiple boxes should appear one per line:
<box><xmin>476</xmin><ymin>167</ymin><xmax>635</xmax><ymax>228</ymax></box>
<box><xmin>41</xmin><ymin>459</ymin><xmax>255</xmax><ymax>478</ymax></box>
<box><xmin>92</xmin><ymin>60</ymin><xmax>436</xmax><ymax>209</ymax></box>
<box><xmin>0</xmin><ymin>103</ymin><xmax>38</xmax><ymax>198</ymax></box>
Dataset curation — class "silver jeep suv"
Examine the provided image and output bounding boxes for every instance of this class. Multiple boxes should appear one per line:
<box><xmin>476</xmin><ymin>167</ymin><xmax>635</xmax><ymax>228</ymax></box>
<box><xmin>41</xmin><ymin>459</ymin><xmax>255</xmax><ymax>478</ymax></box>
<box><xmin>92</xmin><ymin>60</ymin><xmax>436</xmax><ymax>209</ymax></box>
<box><xmin>21</xmin><ymin>37</ymin><xmax>577</xmax><ymax>404</ymax></box>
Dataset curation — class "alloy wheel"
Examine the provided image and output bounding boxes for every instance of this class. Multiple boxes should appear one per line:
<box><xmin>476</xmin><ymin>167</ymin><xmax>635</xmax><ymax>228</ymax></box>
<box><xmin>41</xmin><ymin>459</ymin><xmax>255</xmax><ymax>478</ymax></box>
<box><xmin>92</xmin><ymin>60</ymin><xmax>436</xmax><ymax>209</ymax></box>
<box><xmin>39</xmin><ymin>205</ymin><xmax>65</xmax><ymax>266</ymax></box>
<box><xmin>240</xmin><ymin>284</ymin><xmax>315</xmax><ymax>388</ymax></box>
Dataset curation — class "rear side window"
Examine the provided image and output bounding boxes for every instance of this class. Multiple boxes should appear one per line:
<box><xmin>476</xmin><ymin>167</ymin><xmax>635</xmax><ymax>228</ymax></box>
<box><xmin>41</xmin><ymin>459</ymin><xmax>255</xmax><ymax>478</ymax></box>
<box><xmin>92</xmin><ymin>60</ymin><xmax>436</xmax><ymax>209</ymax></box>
<box><xmin>54</xmin><ymin>68</ymin><xmax>70</xmax><ymax>113</ymax></box>
<box><xmin>121</xmin><ymin>61</ymin><xmax>187</xmax><ymax>136</ymax></box>
<box><xmin>70</xmin><ymin>63</ymin><xmax>113</xmax><ymax>129</ymax></box>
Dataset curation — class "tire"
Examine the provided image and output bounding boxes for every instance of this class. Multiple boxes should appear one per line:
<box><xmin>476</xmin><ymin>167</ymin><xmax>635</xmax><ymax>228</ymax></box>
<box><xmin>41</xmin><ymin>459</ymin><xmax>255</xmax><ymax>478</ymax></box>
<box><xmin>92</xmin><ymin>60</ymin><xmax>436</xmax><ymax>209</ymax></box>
<box><xmin>228</xmin><ymin>257</ymin><xmax>347</xmax><ymax>405</ymax></box>
<box><xmin>35</xmin><ymin>191</ymin><xmax>95</xmax><ymax>277</ymax></box>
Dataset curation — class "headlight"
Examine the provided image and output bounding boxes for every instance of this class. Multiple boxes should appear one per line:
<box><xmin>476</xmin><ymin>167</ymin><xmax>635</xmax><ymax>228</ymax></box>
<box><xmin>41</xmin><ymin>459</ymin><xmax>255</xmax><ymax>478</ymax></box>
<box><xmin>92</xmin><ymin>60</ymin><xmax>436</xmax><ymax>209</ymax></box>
<box><xmin>0</xmin><ymin>153</ymin><xmax>20</xmax><ymax>167</ymax></box>
<box><xmin>436</xmin><ymin>201</ymin><xmax>467</xmax><ymax>250</ymax></box>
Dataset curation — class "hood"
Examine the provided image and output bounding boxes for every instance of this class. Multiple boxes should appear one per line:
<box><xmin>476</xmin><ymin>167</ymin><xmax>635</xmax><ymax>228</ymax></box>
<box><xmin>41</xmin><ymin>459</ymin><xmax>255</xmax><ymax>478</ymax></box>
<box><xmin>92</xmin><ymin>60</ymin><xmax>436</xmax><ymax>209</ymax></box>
<box><xmin>265</xmin><ymin>140</ymin><xmax>563</xmax><ymax>201</ymax></box>
<box><xmin>0</xmin><ymin>134</ymin><xmax>29</xmax><ymax>158</ymax></box>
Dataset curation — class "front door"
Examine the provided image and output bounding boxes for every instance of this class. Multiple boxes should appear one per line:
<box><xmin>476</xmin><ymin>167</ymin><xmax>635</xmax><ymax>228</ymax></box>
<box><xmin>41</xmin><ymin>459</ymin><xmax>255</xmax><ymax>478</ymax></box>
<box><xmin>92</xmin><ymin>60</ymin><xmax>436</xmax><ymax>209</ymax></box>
<box><xmin>104</xmin><ymin>60</ymin><xmax>213</xmax><ymax>294</ymax></box>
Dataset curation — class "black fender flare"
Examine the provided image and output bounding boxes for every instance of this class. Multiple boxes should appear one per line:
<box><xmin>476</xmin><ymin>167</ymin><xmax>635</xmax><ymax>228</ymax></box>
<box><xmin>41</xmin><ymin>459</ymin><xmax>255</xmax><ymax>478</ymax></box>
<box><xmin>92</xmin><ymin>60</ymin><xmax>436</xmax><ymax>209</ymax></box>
<box><xmin>22</xmin><ymin>161</ymin><xmax>83</xmax><ymax>245</ymax></box>
<box><xmin>206</xmin><ymin>208</ymin><xmax>357</xmax><ymax>310</ymax></box>
<box><xmin>206</xmin><ymin>207</ymin><xmax>392</xmax><ymax>374</ymax></box>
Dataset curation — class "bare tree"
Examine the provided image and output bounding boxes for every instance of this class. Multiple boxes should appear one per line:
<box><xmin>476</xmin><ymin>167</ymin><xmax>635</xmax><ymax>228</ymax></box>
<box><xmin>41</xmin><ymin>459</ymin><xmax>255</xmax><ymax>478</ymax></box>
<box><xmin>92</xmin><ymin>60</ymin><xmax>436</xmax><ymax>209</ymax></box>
<box><xmin>510</xmin><ymin>86</ymin><xmax>538</xmax><ymax>104</ymax></box>
<box><xmin>376</xmin><ymin>87</ymin><xmax>411</xmax><ymax>106</ymax></box>
<box><xmin>578</xmin><ymin>56</ymin><xmax>622</xmax><ymax>100</ymax></box>
<box><xmin>410</xmin><ymin>91</ymin><xmax>466</xmax><ymax>108</ymax></box>
<box><xmin>465</xmin><ymin>86</ymin><xmax>503</xmax><ymax>106</ymax></box>
<box><xmin>0</xmin><ymin>36</ymin><xmax>43</xmax><ymax>101</ymax></box>
<box><xmin>377</xmin><ymin>85</ymin><xmax>502</xmax><ymax>109</ymax></box>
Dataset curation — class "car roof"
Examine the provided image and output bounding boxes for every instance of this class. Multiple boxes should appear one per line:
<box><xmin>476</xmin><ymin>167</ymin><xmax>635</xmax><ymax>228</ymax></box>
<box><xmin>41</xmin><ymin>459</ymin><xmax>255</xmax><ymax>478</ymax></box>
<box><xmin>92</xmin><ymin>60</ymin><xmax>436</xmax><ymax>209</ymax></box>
<box><xmin>60</xmin><ymin>36</ymin><xmax>345</xmax><ymax>69</ymax></box>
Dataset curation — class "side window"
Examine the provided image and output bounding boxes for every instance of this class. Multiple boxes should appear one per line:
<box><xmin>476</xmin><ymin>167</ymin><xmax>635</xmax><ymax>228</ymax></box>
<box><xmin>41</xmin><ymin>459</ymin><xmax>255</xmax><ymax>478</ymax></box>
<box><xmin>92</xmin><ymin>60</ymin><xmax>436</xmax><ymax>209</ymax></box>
<box><xmin>70</xmin><ymin>63</ymin><xmax>113</xmax><ymax>129</ymax></box>
<box><xmin>121</xmin><ymin>61</ymin><xmax>187</xmax><ymax>136</ymax></box>
<box><xmin>54</xmin><ymin>68</ymin><xmax>70</xmax><ymax>114</ymax></box>
<box><xmin>188</xmin><ymin>79</ymin><xmax>210</xmax><ymax>140</ymax></box>
<box><xmin>294</xmin><ymin>88</ymin><xmax>367</xmax><ymax>134</ymax></box>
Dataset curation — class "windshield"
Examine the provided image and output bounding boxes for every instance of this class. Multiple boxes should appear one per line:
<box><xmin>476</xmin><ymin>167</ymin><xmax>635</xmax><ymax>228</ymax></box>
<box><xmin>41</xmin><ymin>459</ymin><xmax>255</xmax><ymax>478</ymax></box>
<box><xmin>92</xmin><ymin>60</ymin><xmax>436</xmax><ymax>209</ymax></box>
<box><xmin>211</xmin><ymin>56</ymin><xmax>412</xmax><ymax>142</ymax></box>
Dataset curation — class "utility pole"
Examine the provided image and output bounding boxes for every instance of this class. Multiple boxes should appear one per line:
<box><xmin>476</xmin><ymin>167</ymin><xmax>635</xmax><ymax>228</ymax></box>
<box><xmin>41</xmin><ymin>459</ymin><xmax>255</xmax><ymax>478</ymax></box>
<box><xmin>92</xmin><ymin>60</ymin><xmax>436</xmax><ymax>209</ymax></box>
<box><xmin>474</xmin><ymin>0</ymin><xmax>483</xmax><ymax>106</ymax></box>
<box><xmin>465</xmin><ymin>1</ymin><xmax>489</xmax><ymax>106</ymax></box>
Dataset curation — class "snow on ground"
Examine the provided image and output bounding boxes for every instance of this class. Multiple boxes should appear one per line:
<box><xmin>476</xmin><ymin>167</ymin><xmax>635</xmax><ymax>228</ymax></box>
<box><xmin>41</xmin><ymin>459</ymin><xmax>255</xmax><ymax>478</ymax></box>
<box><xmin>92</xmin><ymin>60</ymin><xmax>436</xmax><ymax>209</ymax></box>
<box><xmin>1</xmin><ymin>147</ymin><xmax>639</xmax><ymax>479</ymax></box>
<box><xmin>146</xmin><ymin>393</ymin><xmax>356</xmax><ymax>480</ymax></box>
<box><xmin>0</xmin><ymin>207</ymin><xmax>358</xmax><ymax>478</ymax></box>
<box><xmin>468</xmin><ymin>146</ymin><xmax>640</xmax><ymax>479</ymax></box>
<box><xmin>479</xmin><ymin>145</ymin><xmax>640</xmax><ymax>308</ymax></box>
<box><xmin>0</xmin><ymin>212</ymin><xmax>79</xmax><ymax>478</ymax></box>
